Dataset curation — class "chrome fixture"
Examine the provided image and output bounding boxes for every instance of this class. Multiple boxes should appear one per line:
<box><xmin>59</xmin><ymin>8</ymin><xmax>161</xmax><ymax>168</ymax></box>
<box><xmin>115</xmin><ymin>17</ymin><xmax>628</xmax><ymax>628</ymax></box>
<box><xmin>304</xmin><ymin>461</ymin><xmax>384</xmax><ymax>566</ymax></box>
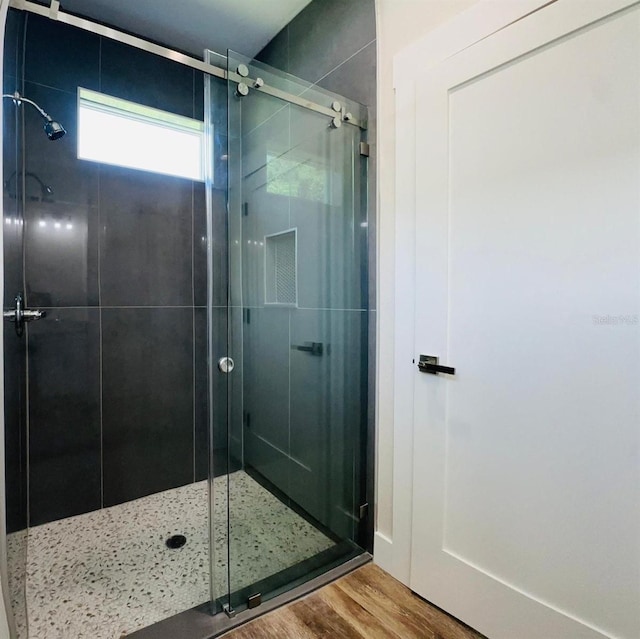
<box><xmin>4</xmin><ymin>170</ymin><xmax>54</xmax><ymax>201</ymax></box>
<box><xmin>2</xmin><ymin>91</ymin><xmax>66</xmax><ymax>140</ymax></box>
<box><xmin>217</xmin><ymin>357</ymin><xmax>235</xmax><ymax>373</ymax></box>
<box><xmin>3</xmin><ymin>293</ymin><xmax>47</xmax><ymax>337</ymax></box>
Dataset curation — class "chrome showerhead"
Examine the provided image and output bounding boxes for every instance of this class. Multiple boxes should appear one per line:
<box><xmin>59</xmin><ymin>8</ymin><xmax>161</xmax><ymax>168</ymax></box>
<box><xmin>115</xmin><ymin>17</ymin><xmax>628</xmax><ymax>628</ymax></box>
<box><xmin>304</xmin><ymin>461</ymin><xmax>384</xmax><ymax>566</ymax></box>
<box><xmin>3</xmin><ymin>91</ymin><xmax>66</xmax><ymax>141</ymax></box>
<box><xmin>43</xmin><ymin>117</ymin><xmax>66</xmax><ymax>141</ymax></box>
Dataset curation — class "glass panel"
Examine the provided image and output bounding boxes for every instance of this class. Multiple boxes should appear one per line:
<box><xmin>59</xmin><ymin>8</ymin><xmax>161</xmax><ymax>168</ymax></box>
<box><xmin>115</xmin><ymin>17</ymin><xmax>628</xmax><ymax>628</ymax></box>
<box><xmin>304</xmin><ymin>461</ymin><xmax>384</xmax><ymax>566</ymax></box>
<box><xmin>204</xmin><ymin>49</ymin><xmax>231</xmax><ymax>617</ymax></box>
<box><xmin>226</xmin><ymin>50</ymin><xmax>368</xmax><ymax>613</ymax></box>
<box><xmin>3</xmin><ymin>23</ymin><xmax>225</xmax><ymax>637</ymax></box>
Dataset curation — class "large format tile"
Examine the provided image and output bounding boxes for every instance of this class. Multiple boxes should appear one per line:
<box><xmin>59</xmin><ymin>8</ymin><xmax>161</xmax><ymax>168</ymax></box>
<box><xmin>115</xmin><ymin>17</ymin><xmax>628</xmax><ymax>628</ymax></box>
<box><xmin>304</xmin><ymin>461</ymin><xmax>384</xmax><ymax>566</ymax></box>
<box><xmin>100</xmin><ymin>39</ymin><xmax>195</xmax><ymax>119</ymax></box>
<box><xmin>290</xmin><ymin>195</ymin><xmax>363</xmax><ymax>311</ymax></box>
<box><xmin>3</xmin><ymin>328</ymin><xmax>27</xmax><ymax>534</ymax></box>
<box><xmin>242</xmin><ymin>307</ymin><xmax>290</xmax><ymax>451</ymax></box>
<box><xmin>2</xmin><ymin>196</ymin><xmax>22</xmax><ymax>309</ymax></box>
<box><xmin>27</xmin><ymin>308</ymin><xmax>101</xmax><ymax>525</ymax></box>
<box><xmin>22</xmin><ymin>81</ymin><xmax>99</xmax><ymax>208</ymax></box>
<box><xmin>316</xmin><ymin>41</ymin><xmax>376</xmax><ymax>313</ymax></box>
<box><xmin>242</xmin><ymin>307</ymin><xmax>290</xmax><ymax>493</ymax></box>
<box><xmin>316</xmin><ymin>40</ymin><xmax>376</xmax><ymax>109</ymax></box>
<box><xmin>24</xmin><ymin>13</ymin><xmax>100</xmax><ymax>93</ymax></box>
<box><xmin>194</xmin><ymin>185</ymin><xmax>227</xmax><ymax>308</ymax></box>
<box><xmin>4</xmin><ymin>9</ymin><xmax>24</xmax><ymax>81</ymax></box>
<box><xmin>99</xmin><ymin>165</ymin><xmax>193</xmax><ymax>307</ymax></box>
<box><xmin>287</xmin><ymin>0</ymin><xmax>376</xmax><ymax>85</ymax></box>
<box><xmin>25</xmin><ymin>200</ymin><xmax>99</xmax><ymax>307</ymax></box>
<box><xmin>102</xmin><ymin>307</ymin><xmax>194</xmax><ymax>506</ymax></box>
<box><xmin>289</xmin><ymin>309</ymin><xmax>365</xmax><ymax>536</ymax></box>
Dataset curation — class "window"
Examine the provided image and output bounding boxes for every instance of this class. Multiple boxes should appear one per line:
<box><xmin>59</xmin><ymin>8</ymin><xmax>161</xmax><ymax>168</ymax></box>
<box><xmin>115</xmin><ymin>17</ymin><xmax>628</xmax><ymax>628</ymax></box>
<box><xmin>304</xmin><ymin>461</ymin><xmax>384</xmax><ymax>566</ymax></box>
<box><xmin>267</xmin><ymin>152</ymin><xmax>328</xmax><ymax>203</ymax></box>
<box><xmin>78</xmin><ymin>88</ymin><xmax>205</xmax><ymax>181</ymax></box>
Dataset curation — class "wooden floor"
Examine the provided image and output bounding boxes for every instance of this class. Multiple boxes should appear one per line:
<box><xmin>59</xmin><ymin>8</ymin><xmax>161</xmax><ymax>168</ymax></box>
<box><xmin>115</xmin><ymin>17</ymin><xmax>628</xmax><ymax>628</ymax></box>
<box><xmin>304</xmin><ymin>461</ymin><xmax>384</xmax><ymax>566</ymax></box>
<box><xmin>221</xmin><ymin>563</ymin><xmax>485</xmax><ymax>639</ymax></box>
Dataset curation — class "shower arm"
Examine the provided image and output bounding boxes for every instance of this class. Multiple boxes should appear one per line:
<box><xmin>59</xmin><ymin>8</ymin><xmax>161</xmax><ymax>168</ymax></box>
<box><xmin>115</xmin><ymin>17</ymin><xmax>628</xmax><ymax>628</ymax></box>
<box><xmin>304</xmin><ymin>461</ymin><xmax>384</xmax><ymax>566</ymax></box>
<box><xmin>2</xmin><ymin>91</ymin><xmax>54</xmax><ymax>122</ymax></box>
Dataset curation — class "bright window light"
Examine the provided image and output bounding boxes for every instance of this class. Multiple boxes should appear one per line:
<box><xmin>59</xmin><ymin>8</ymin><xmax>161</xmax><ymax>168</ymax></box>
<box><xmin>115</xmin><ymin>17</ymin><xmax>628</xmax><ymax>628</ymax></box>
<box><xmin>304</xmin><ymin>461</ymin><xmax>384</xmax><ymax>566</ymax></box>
<box><xmin>78</xmin><ymin>88</ymin><xmax>205</xmax><ymax>181</ymax></box>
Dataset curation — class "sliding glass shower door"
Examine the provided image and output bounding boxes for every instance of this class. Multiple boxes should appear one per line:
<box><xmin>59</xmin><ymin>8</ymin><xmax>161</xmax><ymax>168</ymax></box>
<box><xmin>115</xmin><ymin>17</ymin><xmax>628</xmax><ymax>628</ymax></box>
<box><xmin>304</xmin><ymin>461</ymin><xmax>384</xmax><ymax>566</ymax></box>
<box><xmin>214</xmin><ymin>51</ymin><xmax>369</xmax><ymax>615</ymax></box>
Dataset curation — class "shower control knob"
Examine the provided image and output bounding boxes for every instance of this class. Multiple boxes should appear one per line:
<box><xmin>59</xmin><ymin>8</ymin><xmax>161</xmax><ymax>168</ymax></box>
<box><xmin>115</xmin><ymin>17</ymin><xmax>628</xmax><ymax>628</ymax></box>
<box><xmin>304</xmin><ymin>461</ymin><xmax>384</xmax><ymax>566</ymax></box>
<box><xmin>218</xmin><ymin>357</ymin><xmax>235</xmax><ymax>374</ymax></box>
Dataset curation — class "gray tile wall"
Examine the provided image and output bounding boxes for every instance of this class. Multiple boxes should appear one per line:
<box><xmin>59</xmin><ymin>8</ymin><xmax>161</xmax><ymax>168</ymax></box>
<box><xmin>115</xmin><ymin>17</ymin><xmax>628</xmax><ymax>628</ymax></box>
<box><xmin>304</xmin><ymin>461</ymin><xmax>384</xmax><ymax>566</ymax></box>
<box><xmin>254</xmin><ymin>0</ymin><xmax>376</xmax><ymax>549</ymax></box>
<box><xmin>2</xmin><ymin>10</ymin><xmax>228</xmax><ymax>527</ymax></box>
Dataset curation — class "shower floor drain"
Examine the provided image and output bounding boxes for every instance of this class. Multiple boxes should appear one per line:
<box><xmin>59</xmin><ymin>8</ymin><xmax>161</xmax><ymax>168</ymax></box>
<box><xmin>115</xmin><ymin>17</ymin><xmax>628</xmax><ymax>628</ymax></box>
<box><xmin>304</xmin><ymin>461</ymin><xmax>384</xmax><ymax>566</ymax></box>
<box><xmin>166</xmin><ymin>534</ymin><xmax>187</xmax><ymax>549</ymax></box>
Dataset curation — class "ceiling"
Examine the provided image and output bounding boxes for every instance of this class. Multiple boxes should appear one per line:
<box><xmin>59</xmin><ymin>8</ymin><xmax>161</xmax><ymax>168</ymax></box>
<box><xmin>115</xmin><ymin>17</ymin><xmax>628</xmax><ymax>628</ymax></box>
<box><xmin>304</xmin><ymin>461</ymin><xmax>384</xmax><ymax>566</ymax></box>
<box><xmin>60</xmin><ymin>0</ymin><xmax>313</xmax><ymax>58</ymax></box>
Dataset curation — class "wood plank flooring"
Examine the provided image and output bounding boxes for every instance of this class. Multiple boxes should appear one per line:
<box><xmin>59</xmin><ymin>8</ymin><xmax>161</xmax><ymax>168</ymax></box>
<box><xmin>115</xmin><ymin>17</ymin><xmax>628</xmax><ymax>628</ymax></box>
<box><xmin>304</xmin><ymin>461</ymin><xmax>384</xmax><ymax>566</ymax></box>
<box><xmin>221</xmin><ymin>563</ymin><xmax>486</xmax><ymax>639</ymax></box>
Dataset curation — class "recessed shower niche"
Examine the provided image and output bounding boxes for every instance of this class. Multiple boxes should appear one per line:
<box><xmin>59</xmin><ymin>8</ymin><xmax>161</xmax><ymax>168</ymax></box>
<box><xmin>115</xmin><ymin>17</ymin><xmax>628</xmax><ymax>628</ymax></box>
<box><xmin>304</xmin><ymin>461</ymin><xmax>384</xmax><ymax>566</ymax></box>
<box><xmin>265</xmin><ymin>229</ymin><xmax>297</xmax><ymax>306</ymax></box>
<box><xmin>2</xmin><ymin>3</ymin><xmax>371</xmax><ymax>638</ymax></box>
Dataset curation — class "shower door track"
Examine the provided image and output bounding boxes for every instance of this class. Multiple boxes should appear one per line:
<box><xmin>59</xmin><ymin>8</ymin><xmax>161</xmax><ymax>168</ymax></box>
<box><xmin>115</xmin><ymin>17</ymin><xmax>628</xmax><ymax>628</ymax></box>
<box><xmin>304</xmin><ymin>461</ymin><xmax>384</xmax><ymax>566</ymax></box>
<box><xmin>8</xmin><ymin>0</ymin><xmax>367</xmax><ymax>130</ymax></box>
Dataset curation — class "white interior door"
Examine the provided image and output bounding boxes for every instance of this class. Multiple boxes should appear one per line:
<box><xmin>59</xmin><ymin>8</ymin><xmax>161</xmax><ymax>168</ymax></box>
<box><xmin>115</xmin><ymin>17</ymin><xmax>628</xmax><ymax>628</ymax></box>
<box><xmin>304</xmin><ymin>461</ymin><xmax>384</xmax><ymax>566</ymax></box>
<box><xmin>410</xmin><ymin>1</ymin><xmax>640</xmax><ymax>638</ymax></box>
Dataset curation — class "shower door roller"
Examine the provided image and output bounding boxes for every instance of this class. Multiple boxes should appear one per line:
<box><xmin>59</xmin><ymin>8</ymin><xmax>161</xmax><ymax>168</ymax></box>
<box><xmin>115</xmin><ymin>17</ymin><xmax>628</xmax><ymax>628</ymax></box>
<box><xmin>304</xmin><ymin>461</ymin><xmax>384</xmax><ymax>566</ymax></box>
<box><xmin>218</xmin><ymin>357</ymin><xmax>235</xmax><ymax>374</ymax></box>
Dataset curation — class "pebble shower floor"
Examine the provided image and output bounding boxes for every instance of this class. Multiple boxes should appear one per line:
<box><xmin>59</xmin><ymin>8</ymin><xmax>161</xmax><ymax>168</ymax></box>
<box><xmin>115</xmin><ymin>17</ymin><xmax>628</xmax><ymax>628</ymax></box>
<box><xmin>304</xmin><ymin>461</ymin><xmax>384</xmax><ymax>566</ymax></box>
<box><xmin>7</xmin><ymin>471</ymin><xmax>333</xmax><ymax>638</ymax></box>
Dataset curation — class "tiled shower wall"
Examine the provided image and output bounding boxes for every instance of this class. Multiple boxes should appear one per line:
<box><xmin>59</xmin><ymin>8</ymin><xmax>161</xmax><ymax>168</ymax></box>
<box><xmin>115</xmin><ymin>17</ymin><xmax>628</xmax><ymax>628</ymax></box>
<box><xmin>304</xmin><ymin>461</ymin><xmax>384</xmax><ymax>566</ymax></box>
<box><xmin>3</xmin><ymin>9</ymin><xmax>228</xmax><ymax>530</ymax></box>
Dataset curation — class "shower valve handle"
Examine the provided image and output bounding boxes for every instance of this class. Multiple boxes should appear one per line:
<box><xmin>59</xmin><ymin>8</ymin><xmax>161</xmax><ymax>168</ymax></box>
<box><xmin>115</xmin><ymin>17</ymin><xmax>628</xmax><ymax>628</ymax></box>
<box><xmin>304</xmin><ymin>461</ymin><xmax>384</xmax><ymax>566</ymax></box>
<box><xmin>3</xmin><ymin>294</ymin><xmax>47</xmax><ymax>337</ymax></box>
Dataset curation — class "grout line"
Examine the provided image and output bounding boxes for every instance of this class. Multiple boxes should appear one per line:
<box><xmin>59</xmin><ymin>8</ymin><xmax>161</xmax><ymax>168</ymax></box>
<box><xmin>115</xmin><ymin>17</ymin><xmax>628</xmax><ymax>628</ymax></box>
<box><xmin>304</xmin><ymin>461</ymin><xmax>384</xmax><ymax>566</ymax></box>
<box><xmin>97</xmin><ymin>161</ymin><xmax>104</xmax><ymax>509</ymax></box>
<box><xmin>191</xmin><ymin>180</ymin><xmax>197</xmax><ymax>484</ymax></box>
<box><xmin>286</xmin><ymin>24</ymin><xmax>290</xmax><ymax>74</ymax></box>
<box><xmin>35</xmin><ymin>305</ymin><xmax>369</xmax><ymax>311</ymax></box>
<box><xmin>314</xmin><ymin>38</ymin><xmax>376</xmax><ymax>88</ymax></box>
<box><xmin>287</xmin><ymin>309</ymin><xmax>291</xmax><ymax>497</ymax></box>
<box><xmin>37</xmin><ymin>305</ymin><xmax>206</xmax><ymax>310</ymax></box>
<box><xmin>20</xmin><ymin>79</ymin><xmax>78</xmax><ymax>97</ymax></box>
<box><xmin>98</xmin><ymin>34</ymin><xmax>102</xmax><ymax>93</ymax></box>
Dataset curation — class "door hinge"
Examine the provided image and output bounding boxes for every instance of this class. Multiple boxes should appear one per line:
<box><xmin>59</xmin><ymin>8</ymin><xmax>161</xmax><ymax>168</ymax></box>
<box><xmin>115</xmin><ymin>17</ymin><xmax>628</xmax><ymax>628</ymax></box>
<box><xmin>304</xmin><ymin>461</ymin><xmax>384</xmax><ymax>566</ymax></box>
<box><xmin>243</xmin><ymin>202</ymin><xmax>249</xmax><ymax>217</ymax></box>
<box><xmin>359</xmin><ymin>141</ymin><xmax>370</xmax><ymax>157</ymax></box>
<box><xmin>359</xmin><ymin>503</ymin><xmax>369</xmax><ymax>520</ymax></box>
<box><xmin>248</xmin><ymin>593</ymin><xmax>262</xmax><ymax>609</ymax></box>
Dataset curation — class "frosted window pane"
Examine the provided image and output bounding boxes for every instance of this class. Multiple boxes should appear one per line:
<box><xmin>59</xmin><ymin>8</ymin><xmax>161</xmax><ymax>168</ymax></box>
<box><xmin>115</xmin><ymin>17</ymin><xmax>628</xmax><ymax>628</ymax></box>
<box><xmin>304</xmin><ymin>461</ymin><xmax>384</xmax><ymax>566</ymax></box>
<box><xmin>78</xmin><ymin>94</ymin><xmax>204</xmax><ymax>181</ymax></box>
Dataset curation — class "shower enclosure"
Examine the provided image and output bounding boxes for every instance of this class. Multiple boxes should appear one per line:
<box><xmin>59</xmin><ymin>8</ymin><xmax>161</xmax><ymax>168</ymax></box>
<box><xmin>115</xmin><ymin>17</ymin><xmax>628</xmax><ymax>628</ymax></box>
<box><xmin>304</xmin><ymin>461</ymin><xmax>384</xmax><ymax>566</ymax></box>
<box><xmin>2</xmin><ymin>4</ymin><xmax>370</xmax><ymax>638</ymax></box>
